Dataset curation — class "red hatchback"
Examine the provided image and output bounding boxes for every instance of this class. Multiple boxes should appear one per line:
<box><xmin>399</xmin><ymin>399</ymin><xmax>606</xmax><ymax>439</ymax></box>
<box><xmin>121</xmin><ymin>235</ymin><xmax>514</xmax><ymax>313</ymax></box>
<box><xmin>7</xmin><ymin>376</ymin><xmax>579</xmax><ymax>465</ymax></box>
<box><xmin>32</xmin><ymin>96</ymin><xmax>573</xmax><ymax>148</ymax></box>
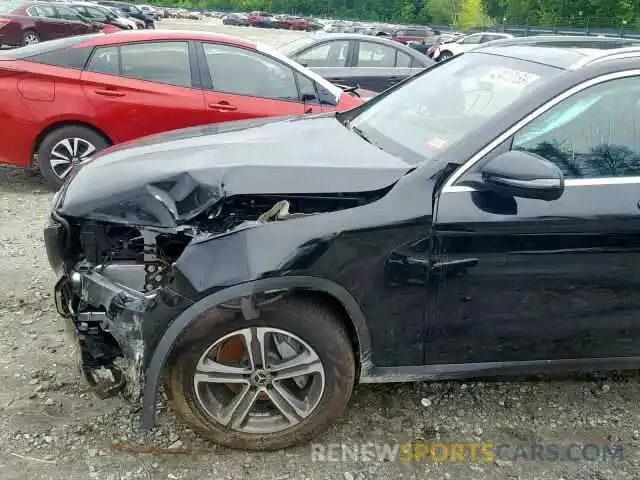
<box><xmin>0</xmin><ymin>30</ymin><xmax>363</xmax><ymax>188</ymax></box>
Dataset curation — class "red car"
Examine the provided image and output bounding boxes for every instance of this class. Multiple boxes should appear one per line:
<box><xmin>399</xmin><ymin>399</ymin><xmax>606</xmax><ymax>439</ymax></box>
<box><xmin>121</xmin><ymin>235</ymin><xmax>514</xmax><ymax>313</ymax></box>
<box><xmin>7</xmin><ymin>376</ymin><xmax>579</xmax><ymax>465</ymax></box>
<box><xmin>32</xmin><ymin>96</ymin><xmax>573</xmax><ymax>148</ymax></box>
<box><xmin>391</xmin><ymin>26</ymin><xmax>433</xmax><ymax>45</ymax></box>
<box><xmin>0</xmin><ymin>30</ymin><xmax>363</xmax><ymax>188</ymax></box>
<box><xmin>277</xmin><ymin>15</ymin><xmax>309</xmax><ymax>30</ymax></box>
<box><xmin>0</xmin><ymin>1</ymin><xmax>112</xmax><ymax>47</ymax></box>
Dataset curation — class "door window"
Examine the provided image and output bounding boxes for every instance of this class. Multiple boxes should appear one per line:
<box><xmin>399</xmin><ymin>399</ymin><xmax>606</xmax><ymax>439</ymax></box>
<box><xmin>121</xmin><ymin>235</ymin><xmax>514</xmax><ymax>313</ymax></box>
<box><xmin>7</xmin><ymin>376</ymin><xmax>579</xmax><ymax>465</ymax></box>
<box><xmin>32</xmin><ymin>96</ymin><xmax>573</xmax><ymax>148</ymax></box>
<box><xmin>295</xmin><ymin>41</ymin><xmax>349</xmax><ymax>67</ymax></box>
<box><xmin>55</xmin><ymin>5</ymin><xmax>85</xmax><ymax>21</ymax></box>
<box><xmin>513</xmin><ymin>76</ymin><xmax>640</xmax><ymax>179</ymax></box>
<box><xmin>203</xmin><ymin>43</ymin><xmax>299</xmax><ymax>101</ymax></box>
<box><xmin>120</xmin><ymin>42</ymin><xmax>191</xmax><ymax>87</ymax></box>
<box><xmin>296</xmin><ymin>72</ymin><xmax>318</xmax><ymax>102</ymax></box>
<box><xmin>357</xmin><ymin>42</ymin><xmax>395</xmax><ymax>67</ymax></box>
<box><xmin>460</xmin><ymin>34</ymin><xmax>483</xmax><ymax>44</ymax></box>
<box><xmin>27</xmin><ymin>5</ymin><xmax>57</xmax><ymax>17</ymax></box>
<box><xmin>396</xmin><ymin>51</ymin><xmax>413</xmax><ymax>67</ymax></box>
<box><xmin>86</xmin><ymin>46</ymin><xmax>119</xmax><ymax>75</ymax></box>
<box><xmin>86</xmin><ymin>42</ymin><xmax>192</xmax><ymax>88</ymax></box>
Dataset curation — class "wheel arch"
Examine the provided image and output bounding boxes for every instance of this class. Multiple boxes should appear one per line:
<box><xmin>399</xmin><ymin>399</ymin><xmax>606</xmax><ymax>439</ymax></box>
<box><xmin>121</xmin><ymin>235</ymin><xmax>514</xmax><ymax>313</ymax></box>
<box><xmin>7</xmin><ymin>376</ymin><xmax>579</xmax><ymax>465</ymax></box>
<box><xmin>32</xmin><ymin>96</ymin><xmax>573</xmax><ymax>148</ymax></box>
<box><xmin>140</xmin><ymin>276</ymin><xmax>372</xmax><ymax>429</ymax></box>
<box><xmin>31</xmin><ymin>120</ymin><xmax>112</xmax><ymax>167</ymax></box>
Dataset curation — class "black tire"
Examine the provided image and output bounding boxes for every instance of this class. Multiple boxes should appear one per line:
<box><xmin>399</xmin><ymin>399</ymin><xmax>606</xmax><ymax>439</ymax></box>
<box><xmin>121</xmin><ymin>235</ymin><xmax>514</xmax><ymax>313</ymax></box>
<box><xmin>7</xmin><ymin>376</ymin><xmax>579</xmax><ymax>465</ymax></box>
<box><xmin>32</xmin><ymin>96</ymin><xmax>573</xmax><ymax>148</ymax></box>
<box><xmin>37</xmin><ymin>125</ymin><xmax>109</xmax><ymax>190</ymax></box>
<box><xmin>438</xmin><ymin>50</ymin><xmax>453</xmax><ymax>61</ymax></box>
<box><xmin>165</xmin><ymin>297</ymin><xmax>356</xmax><ymax>451</ymax></box>
<box><xmin>22</xmin><ymin>29</ymin><xmax>39</xmax><ymax>46</ymax></box>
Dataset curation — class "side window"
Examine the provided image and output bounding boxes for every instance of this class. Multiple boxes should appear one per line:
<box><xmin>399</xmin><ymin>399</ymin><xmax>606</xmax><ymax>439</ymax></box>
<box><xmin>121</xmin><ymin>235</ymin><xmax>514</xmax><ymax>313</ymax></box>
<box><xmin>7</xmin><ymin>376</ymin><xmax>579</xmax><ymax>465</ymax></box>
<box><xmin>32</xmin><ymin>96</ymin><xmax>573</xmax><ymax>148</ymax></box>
<box><xmin>203</xmin><ymin>43</ymin><xmax>299</xmax><ymax>101</ymax></box>
<box><xmin>357</xmin><ymin>42</ymin><xmax>395</xmax><ymax>67</ymax></box>
<box><xmin>86</xmin><ymin>46</ymin><xmax>120</xmax><ymax>75</ymax></box>
<box><xmin>84</xmin><ymin>7</ymin><xmax>108</xmax><ymax>21</ymax></box>
<box><xmin>396</xmin><ymin>51</ymin><xmax>412</xmax><ymax>67</ymax></box>
<box><xmin>295</xmin><ymin>41</ymin><xmax>349</xmax><ymax>67</ymax></box>
<box><xmin>512</xmin><ymin>77</ymin><xmax>640</xmax><ymax>179</ymax></box>
<box><xmin>55</xmin><ymin>6</ymin><xmax>85</xmax><ymax>21</ymax></box>
<box><xmin>29</xmin><ymin>5</ymin><xmax>56</xmax><ymax>18</ymax></box>
<box><xmin>461</xmin><ymin>34</ymin><xmax>482</xmax><ymax>44</ymax></box>
<box><xmin>120</xmin><ymin>42</ymin><xmax>191</xmax><ymax>87</ymax></box>
<box><xmin>296</xmin><ymin>72</ymin><xmax>318</xmax><ymax>102</ymax></box>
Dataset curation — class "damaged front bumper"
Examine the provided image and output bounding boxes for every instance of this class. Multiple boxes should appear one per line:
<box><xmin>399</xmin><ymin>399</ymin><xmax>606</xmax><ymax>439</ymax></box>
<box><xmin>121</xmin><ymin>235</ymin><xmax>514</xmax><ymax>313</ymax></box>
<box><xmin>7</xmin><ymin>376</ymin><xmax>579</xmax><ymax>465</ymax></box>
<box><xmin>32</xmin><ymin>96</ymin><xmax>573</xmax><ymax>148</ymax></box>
<box><xmin>52</xmin><ymin>262</ymin><xmax>193</xmax><ymax>404</ymax></box>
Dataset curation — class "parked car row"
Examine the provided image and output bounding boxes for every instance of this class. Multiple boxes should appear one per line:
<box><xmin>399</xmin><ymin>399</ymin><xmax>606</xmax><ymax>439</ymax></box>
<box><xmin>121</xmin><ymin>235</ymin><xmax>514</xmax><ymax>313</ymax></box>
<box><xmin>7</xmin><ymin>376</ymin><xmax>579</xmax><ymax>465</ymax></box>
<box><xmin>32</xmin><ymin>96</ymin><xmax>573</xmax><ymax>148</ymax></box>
<box><xmin>0</xmin><ymin>0</ymin><xmax>155</xmax><ymax>47</ymax></box>
<box><xmin>221</xmin><ymin>11</ymin><xmax>324</xmax><ymax>31</ymax></box>
<box><xmin>40</xmin><ymin>33</ymin><xmax>640</xmax><ymax>454</ymax></box>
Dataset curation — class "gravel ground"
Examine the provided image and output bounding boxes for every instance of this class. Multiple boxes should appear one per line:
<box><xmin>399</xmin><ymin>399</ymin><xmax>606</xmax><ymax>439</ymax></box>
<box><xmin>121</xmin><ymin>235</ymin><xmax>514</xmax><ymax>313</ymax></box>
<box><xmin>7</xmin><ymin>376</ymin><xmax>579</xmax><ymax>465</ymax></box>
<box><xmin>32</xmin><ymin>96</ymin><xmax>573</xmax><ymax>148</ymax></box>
<box><xmin>1</xmin><ymin>18</ymin><xmax>640</xmax><ymax>480</ymax></box>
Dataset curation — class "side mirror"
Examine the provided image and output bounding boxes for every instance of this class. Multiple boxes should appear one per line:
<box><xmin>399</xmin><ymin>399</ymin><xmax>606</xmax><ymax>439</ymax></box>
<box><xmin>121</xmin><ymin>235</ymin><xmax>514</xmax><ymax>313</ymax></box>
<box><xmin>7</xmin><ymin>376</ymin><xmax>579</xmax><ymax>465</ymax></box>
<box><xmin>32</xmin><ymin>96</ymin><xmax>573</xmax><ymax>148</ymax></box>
<box><xmin>479</xmin><ymin>150</ymin><xmax>564</xmax><ymax>201</ymax></box>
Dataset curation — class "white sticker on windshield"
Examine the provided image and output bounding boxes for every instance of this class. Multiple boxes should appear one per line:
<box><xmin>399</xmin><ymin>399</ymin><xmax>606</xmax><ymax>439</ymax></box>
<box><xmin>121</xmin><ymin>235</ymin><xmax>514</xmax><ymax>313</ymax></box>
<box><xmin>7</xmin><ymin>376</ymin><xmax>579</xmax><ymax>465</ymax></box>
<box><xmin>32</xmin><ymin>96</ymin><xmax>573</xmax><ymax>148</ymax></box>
<box><xmin>481</xmin><ymin>68</ymin><xmax>539</xmax><ymax>87</ymax></box>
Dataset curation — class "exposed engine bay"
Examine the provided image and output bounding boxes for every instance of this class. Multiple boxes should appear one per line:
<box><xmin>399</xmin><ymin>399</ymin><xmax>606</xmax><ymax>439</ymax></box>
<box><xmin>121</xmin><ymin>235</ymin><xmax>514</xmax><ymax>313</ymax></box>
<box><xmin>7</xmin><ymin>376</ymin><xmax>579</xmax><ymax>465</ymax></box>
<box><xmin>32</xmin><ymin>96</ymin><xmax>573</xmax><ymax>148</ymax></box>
<box><xmin>76</xmin><ymin>192</ymin><xmax>382</xmax><ymax>292</ymax></box>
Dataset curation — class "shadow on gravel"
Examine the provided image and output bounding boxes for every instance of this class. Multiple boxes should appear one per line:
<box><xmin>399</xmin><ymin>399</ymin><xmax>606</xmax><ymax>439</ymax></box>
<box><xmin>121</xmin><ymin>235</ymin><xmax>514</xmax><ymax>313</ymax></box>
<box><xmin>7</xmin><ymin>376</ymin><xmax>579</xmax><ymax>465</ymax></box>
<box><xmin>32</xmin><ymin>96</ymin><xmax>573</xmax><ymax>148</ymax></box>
<box><xmin>0</xmin><ymin>166</ymin><xmax>51</xmax><ymax>194</ymax></box>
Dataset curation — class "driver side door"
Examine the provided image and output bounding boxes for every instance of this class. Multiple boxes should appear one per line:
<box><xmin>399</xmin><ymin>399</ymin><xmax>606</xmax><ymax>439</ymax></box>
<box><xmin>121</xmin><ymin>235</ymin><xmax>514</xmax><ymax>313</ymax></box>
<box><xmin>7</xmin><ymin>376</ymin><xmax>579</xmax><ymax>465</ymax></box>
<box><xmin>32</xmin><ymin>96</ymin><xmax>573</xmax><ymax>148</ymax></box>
<box><xmin>429</xmin><ymin>73</ymin><xmax>640</xmax><ymax>368</ymax></box>
<box><xmin>197</xmin><ymin>42</ymin><xmax>316</xmax><ymax>122</ymax></box>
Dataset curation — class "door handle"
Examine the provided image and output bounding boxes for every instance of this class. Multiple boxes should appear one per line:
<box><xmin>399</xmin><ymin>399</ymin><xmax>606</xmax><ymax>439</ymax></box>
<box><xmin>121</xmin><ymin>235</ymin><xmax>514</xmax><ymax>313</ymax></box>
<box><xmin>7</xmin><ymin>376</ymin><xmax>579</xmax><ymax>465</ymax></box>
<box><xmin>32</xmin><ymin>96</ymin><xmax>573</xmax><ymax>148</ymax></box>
<box><xmin>208</xmin><ymin>101</ymin><xmax>238</xmax><ymax>111</ymax></box>
<box><xmin>94</xmin><ymin>89</ymin><xmax>125</xmax><ymax>97</ymax></box>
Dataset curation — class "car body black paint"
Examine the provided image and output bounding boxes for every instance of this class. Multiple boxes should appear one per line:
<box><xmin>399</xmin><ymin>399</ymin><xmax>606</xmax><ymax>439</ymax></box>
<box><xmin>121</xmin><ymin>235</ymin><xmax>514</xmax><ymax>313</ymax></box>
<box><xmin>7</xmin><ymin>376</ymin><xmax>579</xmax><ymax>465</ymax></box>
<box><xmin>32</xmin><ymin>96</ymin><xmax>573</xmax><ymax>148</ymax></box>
<box><xmin>45</xmin><ymin>47</ymin><xmax>640</xmax><ymax>430</ymax></box>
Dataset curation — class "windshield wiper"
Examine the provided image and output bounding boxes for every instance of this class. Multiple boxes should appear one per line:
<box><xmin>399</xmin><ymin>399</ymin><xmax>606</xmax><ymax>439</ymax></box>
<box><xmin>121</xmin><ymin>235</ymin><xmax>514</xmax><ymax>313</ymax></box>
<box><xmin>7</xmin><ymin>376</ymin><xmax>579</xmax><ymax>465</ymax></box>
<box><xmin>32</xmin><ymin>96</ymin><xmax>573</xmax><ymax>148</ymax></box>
<box><xmin>350</xmin><ymin>124</ymin><xmax>372</xmax><ymax>144</ymax></box>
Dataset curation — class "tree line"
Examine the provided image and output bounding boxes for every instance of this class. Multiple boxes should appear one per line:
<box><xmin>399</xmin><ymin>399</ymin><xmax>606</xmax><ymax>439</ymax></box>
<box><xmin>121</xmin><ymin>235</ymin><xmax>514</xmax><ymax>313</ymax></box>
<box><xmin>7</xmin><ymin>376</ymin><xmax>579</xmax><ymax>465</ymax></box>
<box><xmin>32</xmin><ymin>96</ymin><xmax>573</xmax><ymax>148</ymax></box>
<box><xmin>148</xmin><ymin>0</ymin><xmax>640</xmax><ymax>30</ymax></box>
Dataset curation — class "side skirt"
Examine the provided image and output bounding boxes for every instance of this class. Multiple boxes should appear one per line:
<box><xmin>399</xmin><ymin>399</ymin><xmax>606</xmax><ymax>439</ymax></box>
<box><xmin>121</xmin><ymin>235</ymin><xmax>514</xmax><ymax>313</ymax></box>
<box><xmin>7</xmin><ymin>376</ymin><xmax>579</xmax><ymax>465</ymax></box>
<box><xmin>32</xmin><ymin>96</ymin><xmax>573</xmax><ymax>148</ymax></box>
<box><xmin>359</xmin><ymin>356</ymin><xmax>640</xmax><ymax>383</ymax></box>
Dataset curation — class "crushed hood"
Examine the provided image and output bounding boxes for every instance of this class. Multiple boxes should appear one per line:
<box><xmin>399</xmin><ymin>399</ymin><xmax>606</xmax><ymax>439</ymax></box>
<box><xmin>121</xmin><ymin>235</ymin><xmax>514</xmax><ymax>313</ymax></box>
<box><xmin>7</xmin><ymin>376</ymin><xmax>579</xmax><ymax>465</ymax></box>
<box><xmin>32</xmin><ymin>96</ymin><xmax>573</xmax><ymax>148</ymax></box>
<box><xmin>57</xmin><ymin>114</ymin><xmax>413</xmax><ymax>227</ymax></box>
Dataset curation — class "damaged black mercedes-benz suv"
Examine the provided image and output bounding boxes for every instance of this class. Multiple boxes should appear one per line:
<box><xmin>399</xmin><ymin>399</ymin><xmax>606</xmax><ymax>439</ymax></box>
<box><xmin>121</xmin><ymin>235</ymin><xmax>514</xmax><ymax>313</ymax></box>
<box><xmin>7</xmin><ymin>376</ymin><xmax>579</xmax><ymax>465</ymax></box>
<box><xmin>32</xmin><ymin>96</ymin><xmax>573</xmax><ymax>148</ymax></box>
<box><xmin>44</xmin><ymin>111</ymin><xmax>429</xmax><ymax>450</ymax></box>
<box><xmin>49</xmin><ymin>45</ymin><xmax>625</xmax><ymax>450</ymax></box>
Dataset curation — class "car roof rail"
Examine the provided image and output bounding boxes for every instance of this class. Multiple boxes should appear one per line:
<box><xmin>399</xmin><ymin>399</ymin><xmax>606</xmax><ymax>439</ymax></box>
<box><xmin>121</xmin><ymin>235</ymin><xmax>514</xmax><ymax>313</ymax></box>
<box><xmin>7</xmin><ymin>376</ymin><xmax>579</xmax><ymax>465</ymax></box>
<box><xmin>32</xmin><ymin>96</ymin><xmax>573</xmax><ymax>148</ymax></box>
<box><xmin>572</xmin><ymin>45</ymin><xmax>640</xmax><ymax>69</ymax></box>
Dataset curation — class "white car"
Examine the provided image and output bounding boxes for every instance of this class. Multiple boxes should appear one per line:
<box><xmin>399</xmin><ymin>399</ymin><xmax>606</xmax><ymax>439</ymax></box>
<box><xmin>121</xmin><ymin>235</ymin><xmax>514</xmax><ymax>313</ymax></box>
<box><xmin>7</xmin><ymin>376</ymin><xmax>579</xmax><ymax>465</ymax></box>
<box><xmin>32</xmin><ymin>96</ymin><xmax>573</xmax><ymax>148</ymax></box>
<box><xmin>433</xmin><ymin>32</ymin><xmax>514</xmax><ymax>61</ymax></box>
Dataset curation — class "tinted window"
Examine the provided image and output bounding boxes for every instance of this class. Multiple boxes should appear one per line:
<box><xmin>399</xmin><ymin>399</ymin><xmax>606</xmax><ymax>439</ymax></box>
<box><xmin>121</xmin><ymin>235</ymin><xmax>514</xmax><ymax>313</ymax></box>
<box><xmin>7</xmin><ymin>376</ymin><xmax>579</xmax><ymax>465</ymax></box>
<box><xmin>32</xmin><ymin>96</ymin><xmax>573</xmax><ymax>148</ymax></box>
<box><xmin>86</xmin><ymin>46</ymin><xmax>119</xmax><ymax>75</ymax></box>
<box><xmin>513</xmin><ymin>77</ymin><xmax>640</xmax><ymax>179</ymax></box>
<box><xmin>120</xmin><ymin>42</ymin><xmax>191</xmax><ymax>87</ymax></box>
<box><xmin>295</xmin><ymin>41</ymin><xmax>349</xmax><ymax>67</ymax></box>
<box><xmin>357</xmin><ymin>42</ymin><xmax>395</xmax><ymax>67</ymax></box>
<box><xmin>396</xmin><ymin>51</ymin><xmax>412</xmax><ymax>67</ymax></box>
<box><xmin>203</xmin><ymin>43</ymin><xmax>299</xmax><ymax>100</ymax></box>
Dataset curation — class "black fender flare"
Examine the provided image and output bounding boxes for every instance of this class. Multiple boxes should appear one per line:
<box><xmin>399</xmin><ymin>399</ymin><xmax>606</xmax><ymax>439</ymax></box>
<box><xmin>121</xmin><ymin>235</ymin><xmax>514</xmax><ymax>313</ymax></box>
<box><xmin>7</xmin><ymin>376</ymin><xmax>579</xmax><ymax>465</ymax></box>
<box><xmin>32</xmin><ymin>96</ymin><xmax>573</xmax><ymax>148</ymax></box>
<box><xmin>140</xmin><ymin>275</ymin><xmax>372</xmax><ymax>429</ymax></box>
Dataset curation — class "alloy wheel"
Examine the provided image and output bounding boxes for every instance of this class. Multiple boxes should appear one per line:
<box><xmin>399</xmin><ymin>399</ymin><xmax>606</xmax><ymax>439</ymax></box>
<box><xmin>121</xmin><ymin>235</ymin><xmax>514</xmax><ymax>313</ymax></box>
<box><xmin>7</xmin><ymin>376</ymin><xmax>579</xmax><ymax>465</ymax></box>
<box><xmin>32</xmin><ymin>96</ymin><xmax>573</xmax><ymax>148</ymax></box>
<box><xmin>193</xmin><ymin>327</ymin><xmax>326</xmax><ymax>434</ymax></box>
<box><xmin>49</xmin><ymin>137</ymin><xmax>97</xmax><ymax>180</ymax></box>
<box><xmin>23</xmin><ymin>32</ymin><xmax>39</xmax><ymax>45</ymax></box>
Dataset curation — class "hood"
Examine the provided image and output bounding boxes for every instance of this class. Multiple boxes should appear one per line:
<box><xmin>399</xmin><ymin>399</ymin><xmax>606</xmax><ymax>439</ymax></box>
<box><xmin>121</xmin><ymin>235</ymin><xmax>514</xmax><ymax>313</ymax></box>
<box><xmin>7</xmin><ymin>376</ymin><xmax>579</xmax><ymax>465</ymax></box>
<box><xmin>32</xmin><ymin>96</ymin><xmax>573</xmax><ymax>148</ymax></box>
<box><xmin>57</xmin><ymin>115</ymin><xmax>412</xmax><ymax>228</ymax></box>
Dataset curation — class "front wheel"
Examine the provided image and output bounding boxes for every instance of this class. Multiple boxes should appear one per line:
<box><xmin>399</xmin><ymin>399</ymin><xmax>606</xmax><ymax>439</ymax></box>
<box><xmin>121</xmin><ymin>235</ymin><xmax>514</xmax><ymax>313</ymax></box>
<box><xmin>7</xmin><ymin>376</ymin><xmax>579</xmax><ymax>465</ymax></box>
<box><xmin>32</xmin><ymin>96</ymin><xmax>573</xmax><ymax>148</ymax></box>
<box><xmin>438</xmin><ymin>50</ymin><xmax>453</xmax><ymax>61</ymax></box>
<box><xmin>165</xmin><ymin>297</ymin><xmax>356</xmax><ymax>450</ymax></box>
<box><xmin>37</xmin><ymin>125</ymin><xmax>109</xmax><ymax>189</ymax></box>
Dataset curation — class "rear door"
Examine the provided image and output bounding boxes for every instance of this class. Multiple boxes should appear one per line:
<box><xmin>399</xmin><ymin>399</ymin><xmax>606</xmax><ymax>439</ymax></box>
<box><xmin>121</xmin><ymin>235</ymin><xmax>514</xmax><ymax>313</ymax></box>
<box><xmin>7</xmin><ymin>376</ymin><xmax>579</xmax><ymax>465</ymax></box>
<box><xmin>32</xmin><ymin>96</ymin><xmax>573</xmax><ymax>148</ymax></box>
<box><xmin>81</xmin><ymin>40</ymin><xmax>208</xmax><ymax>143</ymax></box>
<box><xmin>351</xmin><ymin>40</ymin><xmax>413</xmax><ymax>92</ymax></box>
<box><xmin>198</xmin><ymin>42</ymin><xmax>311</xmax><ymax>122</ymax></box>
<box><xmin>26</xmin><ymin>5</ymin><xmax>68</xmax><ymax>41</ymax></box>
<box><xmin>290</xmin><ymin>39</ymin><xmax>352</xmax><ymax>86</ymax></box>
<box><xmin>53</xmin><ymin>5</ymin><xmax>93</xmax><ymax>35</ymax></box>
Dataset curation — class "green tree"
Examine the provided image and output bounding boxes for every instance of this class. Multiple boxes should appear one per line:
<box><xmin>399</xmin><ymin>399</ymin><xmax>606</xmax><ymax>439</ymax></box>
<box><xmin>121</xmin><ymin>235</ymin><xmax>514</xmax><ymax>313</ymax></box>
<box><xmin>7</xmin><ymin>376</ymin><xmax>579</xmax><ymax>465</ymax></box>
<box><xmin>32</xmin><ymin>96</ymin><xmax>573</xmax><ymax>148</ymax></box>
<box><xmin>455</xmin><ymin>0</ymin><xmax>489</xmax><ymax>28</ymax></box>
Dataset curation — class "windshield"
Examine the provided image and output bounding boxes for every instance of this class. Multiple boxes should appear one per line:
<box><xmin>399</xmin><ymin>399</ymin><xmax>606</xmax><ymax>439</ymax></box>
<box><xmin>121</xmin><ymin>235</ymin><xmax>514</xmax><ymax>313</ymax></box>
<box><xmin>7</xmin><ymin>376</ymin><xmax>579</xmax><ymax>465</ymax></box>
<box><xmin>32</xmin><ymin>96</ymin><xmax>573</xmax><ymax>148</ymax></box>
<box><xmin>348</xmin><ymin>52</ymin><xmax>561</xmax><ymax>164</ymax></box>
